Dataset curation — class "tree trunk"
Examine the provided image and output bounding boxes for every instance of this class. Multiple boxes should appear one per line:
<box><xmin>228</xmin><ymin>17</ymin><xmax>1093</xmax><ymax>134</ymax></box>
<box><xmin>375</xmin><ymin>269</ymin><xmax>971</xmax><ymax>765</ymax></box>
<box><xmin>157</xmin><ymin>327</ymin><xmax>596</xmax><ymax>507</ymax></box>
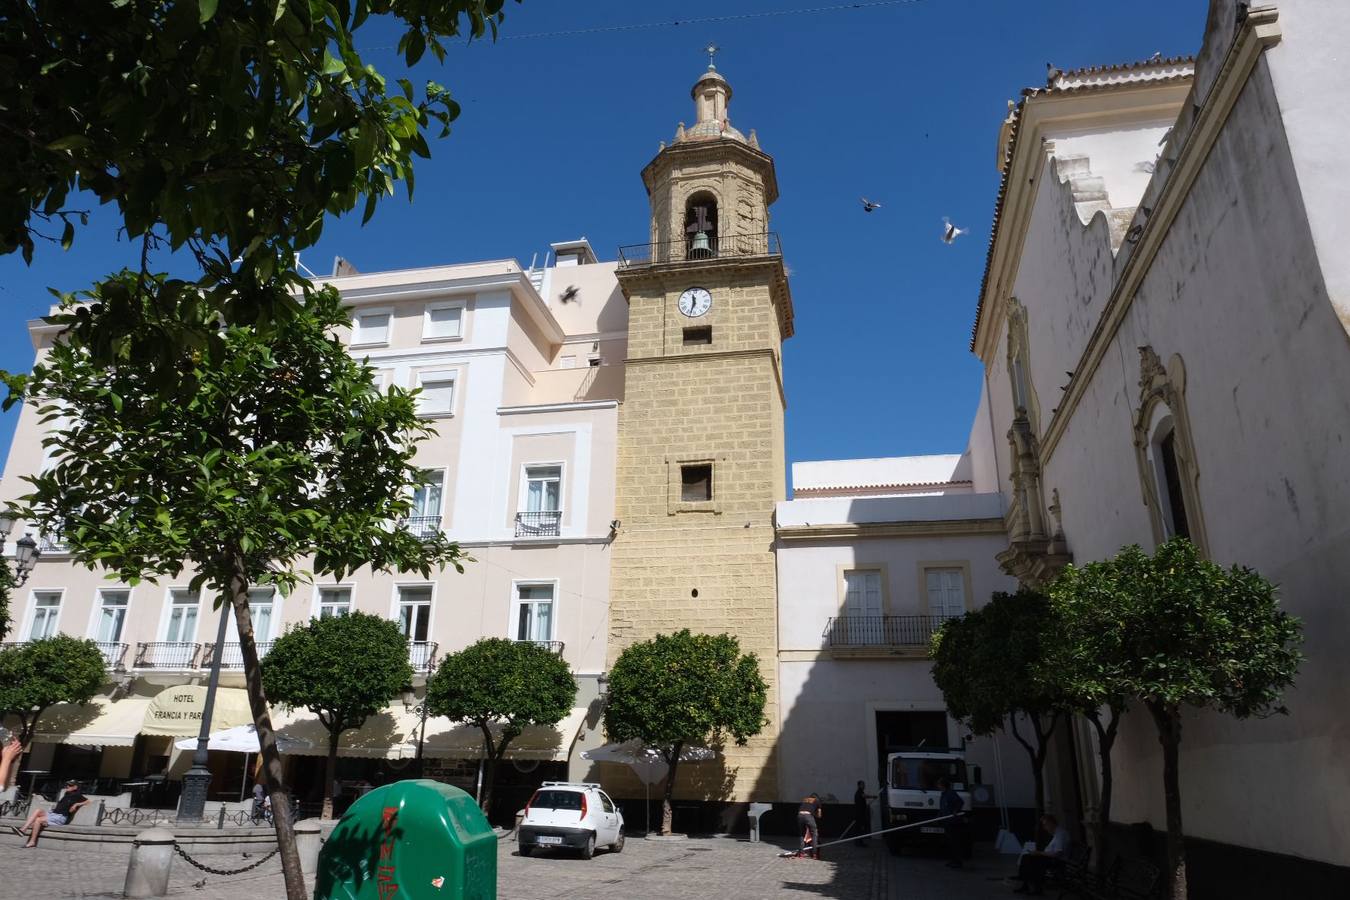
<box><xmin>476</xmin><ymin>724</ymin><xmax>499</xmax><ymax>818</ymax></box>
<box><xmin>661</xmin><ymin>741</ymin><xmax>683</xmax><ymax>836</ymax></box>
<box><xmin>1148</xmin><ymin>701</ymin><xmax>1186</xmax><ymax>900</ymax></box>
<box><xmin>1087</xmin><ymin>706</ymin><xmax>1121</xmax><ymax>872</ymax></box>
<box><xmin>1008</xmin><ymin>713</ymin><xmax>1049</xmax><ymax>821</ymax></box>
<box><xmin>228</xmin><ymin>570</ymin><xmax>306</xmax><ymax>900</ymax></box>
<box><xmin>323</xmin><ymin>726</ymin><xmax>339</xmax><ymax>821</ymax></box>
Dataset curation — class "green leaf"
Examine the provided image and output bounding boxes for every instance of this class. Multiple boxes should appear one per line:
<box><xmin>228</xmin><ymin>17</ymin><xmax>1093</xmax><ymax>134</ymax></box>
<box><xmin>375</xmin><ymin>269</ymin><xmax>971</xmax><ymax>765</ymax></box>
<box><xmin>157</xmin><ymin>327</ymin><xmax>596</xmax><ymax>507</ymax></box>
<box><xmin>198</xmin><ymin>0</ymin><xmax>219</xmax><ymax>23</ymax></box>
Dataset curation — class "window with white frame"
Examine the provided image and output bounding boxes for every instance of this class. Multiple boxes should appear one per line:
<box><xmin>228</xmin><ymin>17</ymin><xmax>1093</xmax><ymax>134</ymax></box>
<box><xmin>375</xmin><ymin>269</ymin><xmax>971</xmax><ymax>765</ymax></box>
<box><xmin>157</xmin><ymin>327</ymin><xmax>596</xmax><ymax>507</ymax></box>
<box><xmin>524</xmin><ymin>465</ymin><xmax>561</xmax><ymax>513</ymax></box>
<box><xmin>416</xmin><ymin>372</ymin><xmax>456</xmax><ymax>417</ymax></box>
<box><xmin>412</xmin><ymin>470</ymin><xmax>444</xmax><ymax>519</ymax></box>
<box><xmin>95</xmin><ymin>590</ymin><xmax>130</xmax><ymax>643</ymax></box>
<box><xmin>165</xmin><ymin>590</ymin><xmax>200</xmax><ymax>642</ymax></box>
<box><xmin>28</xmin><ymin>591</ymin><xmax>62</xmax><ymax>640</ymax></box>
<box><xmin>351</xmin><ymin>309</ymin><xmax>392</xmax><ymax>346</ymax></box>
<box><xmin>319</xmin><ymin>587</ymin><xmax>352</xmax><ymax>618</ymax></box>
<box><xmin>841</xmin><ymin>569</ymin><xmax>883</xmax><ymax>644</ymax></box>
<box><xmin>1149</xmin><ymin>418</ymin><xmax>1192</xmax><ymax>542</ymax></box>
<box><xmin>246</xmin><ymin>588</ymin><xmax>277</xmax><ymax>642</ymax></box>
<box><xmin>513</xmin><ymin>583</ymin><xmax>555</xmax><ymax>643</ymax></box>
<box><xmin>924</xmin><ymin>568</ymin><xmax>966</xmax><ymax>619</ymax></box>
<box><xmin>397</xmin><ymin>586</ymin><xmax>432</xmax><ymax>642</ymax></box>
<box><xmin>422</xmin><ymin>302</ymin><xmax>464</xmax><ymax>341</ymax></box>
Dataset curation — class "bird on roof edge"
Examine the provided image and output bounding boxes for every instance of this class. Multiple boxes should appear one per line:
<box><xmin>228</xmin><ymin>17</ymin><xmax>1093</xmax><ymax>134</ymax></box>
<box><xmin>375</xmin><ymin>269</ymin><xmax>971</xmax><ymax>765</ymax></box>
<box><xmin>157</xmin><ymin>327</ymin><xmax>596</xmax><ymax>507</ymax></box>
<box><xmin>1150</xmin><ymin>50</ymin><xmax>1163</xmax><ymax>62</ymax></box>
<box><xmin>861</xmin><ymin>197</ymin><xmax>881</xmax><ymax>213</ymax></box>
<box><xmin>942</xmin><ymin>218</ymin><xmax>967</xmax><ymax>245</ymax></box>
<box><xmin>1046</xmin><ymin>62</ymin><xmax>1062</xmax><ymax>85</ymax></box>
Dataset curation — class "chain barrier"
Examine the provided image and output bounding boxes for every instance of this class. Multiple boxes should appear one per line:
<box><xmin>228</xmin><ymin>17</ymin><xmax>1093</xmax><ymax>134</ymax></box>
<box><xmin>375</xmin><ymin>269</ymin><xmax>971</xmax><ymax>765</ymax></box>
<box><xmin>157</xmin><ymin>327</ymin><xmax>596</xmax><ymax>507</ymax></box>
<box><xmin>171</xmin><ymin>842</ymin><xmax>280</xmax><ymax>876</ymax></box>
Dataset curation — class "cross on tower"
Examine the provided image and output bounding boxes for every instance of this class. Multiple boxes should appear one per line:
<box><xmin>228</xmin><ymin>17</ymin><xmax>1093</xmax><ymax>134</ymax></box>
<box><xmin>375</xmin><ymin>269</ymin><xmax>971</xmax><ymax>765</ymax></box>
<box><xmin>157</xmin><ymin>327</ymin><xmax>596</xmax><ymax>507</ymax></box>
<box><xmin>705</xmin><ymin>43</ymin><xmax>720</xmax><ymax>68</ymax></box>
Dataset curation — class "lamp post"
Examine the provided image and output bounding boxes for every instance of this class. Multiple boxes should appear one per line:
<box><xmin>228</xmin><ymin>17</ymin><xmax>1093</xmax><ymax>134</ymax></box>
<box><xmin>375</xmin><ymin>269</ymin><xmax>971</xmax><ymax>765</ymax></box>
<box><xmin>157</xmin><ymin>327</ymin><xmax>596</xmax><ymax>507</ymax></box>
<box><xmin>178</xmin><ymin>601</ymin><xmax>230</xmax><ymax>821</ymax></box>
<box><xmin>402</xmin><ymin>687</ymin><xmax>431</xmax><ymax>778</ymax></box>
<box><xmin>0</xmin><ymin>512</ymin><xmax>42</xmax><ymax>588</ymax></box>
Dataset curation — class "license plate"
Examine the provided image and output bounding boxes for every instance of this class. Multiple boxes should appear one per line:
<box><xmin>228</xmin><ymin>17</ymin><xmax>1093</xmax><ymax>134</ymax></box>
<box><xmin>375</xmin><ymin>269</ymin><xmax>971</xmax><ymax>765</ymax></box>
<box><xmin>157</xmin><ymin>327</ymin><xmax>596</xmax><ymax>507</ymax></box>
<box><xmin>920</xmin><ymin>826</ymin><xmax>944</xmax><ymax>834</ymax></box>
<box><xmin>536</xmin><ymin>835</ymin><xmax>563</xmax><ymax>845</ymax></box>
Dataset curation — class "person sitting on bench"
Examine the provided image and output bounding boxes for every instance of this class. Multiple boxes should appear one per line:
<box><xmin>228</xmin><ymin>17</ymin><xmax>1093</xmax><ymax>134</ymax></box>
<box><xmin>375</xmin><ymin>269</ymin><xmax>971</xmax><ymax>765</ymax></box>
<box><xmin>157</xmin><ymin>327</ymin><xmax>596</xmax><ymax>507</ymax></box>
<box><xmin>1013</xmin><ymin>813</ymin><xmax>1070</xmax><ymax>895</ymax></box>
<box><xmin>21</xmin><ymin>779</ymin><xmax>89</xmax><ymax>848</ymax></box>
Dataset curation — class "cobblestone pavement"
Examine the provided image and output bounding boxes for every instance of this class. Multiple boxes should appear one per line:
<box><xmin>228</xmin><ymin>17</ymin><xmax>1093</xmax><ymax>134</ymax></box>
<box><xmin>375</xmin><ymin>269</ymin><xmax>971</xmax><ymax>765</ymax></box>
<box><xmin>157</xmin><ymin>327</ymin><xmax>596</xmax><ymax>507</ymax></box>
<box><xmin>0</xmin><ymin>830</ymin><xmax>1022</xmax><ymax>898</ymax></box>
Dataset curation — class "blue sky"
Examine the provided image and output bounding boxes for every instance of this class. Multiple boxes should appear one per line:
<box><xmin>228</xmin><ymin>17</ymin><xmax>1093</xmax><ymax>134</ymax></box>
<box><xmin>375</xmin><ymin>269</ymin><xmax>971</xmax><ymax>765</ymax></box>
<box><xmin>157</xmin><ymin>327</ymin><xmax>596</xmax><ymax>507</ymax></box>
<box><xmin>0</xmin><ymin>0</ymin><xmax>1207</xmax><ymax>472</ymax></box>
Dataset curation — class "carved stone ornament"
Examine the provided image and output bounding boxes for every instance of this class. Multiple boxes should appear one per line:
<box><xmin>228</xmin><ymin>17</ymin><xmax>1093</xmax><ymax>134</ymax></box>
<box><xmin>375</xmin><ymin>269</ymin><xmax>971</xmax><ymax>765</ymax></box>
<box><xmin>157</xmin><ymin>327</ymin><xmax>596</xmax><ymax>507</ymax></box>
<box><xmin>1131</xmin><ymin>346</ymin><xmax>1209</xmax><ymax>556</ymax></box>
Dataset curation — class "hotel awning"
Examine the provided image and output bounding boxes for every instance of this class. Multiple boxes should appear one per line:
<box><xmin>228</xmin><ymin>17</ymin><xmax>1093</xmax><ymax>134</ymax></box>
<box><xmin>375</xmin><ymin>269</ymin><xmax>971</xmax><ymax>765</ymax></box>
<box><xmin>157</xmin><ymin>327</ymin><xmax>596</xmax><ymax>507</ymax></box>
<box><xmin>30</xmin><ymin>697</ymin><xmax>153</xmax><ymax>748</ymax></box>
<box><xmin>272</xmin><ymin>707</ymin><xmax>423</xmax><ymax>760</ymax></box>
<box><xmin>418</xmin><ymin>707</ymin><xmax>590</xmax><ymax>762</ymax></box>
<box><xmin>141</xmin><ymin>685</ymin><xmax>255</xmax><ymax>737</ymax></box>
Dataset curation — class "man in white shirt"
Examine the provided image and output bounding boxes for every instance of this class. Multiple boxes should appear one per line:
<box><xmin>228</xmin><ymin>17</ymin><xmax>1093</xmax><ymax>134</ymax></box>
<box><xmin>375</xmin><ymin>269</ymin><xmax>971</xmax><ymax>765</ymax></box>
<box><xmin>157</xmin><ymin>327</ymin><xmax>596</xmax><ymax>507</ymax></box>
<box><xmin>1013</xmin><ymin>814</ymin><xmax>1071</xmax><ymax>895</ymax></box>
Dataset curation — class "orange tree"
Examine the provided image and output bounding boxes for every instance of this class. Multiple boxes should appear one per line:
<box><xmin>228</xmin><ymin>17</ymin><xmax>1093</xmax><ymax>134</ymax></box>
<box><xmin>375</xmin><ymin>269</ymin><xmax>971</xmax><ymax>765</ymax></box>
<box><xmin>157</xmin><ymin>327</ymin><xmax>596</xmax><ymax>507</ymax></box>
<box><xmin>11</xmin><ymin>288</ymin><xmax>463</xmax><ymax>900</ymax></box>
<box><xmin>603</xmin><ymin>630</ymin><xmax>767</xmax><ymax>836</ymax></box>
<box><xmin>426</xmin><ymin>638</ymin><xmax>576</xmax><ymax>819</ymax></box>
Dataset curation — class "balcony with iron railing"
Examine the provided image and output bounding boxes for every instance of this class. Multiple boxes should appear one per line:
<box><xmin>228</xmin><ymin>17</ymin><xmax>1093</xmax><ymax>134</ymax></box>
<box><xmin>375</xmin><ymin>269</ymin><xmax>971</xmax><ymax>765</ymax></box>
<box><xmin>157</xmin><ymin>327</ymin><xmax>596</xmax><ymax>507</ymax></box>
<box><xmin>38</xmin><ymin>532</ymin><xmax>67</xmax><ymax>554</ymax></box>
<box><xmin>408</xmin><ymin>641</ymin><xmax>438</xmax><ymax>672</ymax></box>
<box><xmin>94</xmin><ymin>641</ymin><xmax>130</xmax><ymax>669</ymax></box>
<box><xmin>514</xmin><ymin>510</ymin><xmax>562</xmax><ymax>538</ymax></box>
<box><xmin>617</xmin><ymin>231</ymin><xmax>781</xmax><ymax>269</ymax></box>
<box><xmin>822</xmin><ymin>615</ymin><xmax>950</xmax><ymax>654</ymax></box>
<box><xmin>402</xmin><ymin>515</ymin><xmax>442</xmax><ymax>541</ymax></box>
<box><xmin>206</xmin><ymin>641</ymin><xmax>276</xmax><ymax>669</ymax></box>
<box><xmin>134</xmin><ymin>641</ymin><xmax>203</xmax><ymax>669</ymax></box>
<box><xmin>514</xmin><ymin>639</ymin><xmax>565</xmax><ymax>654</ymax></box>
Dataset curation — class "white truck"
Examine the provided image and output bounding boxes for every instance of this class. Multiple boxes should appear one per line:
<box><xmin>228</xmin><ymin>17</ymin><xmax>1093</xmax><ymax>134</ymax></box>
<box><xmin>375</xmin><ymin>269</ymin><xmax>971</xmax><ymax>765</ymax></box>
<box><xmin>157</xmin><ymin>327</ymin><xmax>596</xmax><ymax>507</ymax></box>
<box><xmin>878</xmin><ymin>747</ymin><xmax>990</xmax><ymax>854</ymax></box>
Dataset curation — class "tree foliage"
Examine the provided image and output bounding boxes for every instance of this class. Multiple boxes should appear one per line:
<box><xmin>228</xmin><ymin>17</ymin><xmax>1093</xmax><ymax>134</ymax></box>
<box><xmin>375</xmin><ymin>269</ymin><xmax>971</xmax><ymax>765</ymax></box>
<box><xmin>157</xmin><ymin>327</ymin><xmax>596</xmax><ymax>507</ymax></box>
<box><xmin>1</xmin><ymin>0</ymin><xmax>517</xmax><ymax>370</ymax></box>
<box><xmin>0</xmin><ymin>635</ymin><xmax>106</xmax><ymax>747</ymax></box>
<box><xmin>604</xmin><ymin>630</ymin><xmax>767</xmax><ymax>834</ymax></box>
<box><xmin>0</xmin><ymin>562</ymin><xmax>13</xmax><ymax>641</ymax></box>
<box><xmin>263</xmin><ymin>611</ymin><xmax>413</xmax><ymax>819</ymax></box>
<box><xmin>426</xmin><ymin>638</ymin><xmax>576</xmax><ymax>816</ymax></box>
<box><xmin>931</xmin><ymin>589</ymin><xmax>1067</xmax><ymax>817</ymax></box>
<box><xmin>12</xmin><ymin>289</ymin><xmax>462</xmax><ymax>898</ymax></box>
<box><xmin>1053</xmin><ymin>539</ymin><xmax>1302</xmax><ymax>900</ymax></box>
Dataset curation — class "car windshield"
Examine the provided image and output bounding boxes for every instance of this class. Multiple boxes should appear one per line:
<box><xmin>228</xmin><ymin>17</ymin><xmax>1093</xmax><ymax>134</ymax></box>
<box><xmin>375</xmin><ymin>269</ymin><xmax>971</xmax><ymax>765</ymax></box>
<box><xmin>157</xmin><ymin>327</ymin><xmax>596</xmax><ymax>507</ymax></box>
<box><xmin>532</xmin><ymin>790</ymin><xmax>584</xmax><ymax>810</ymax></box>
<box><xmin>891</xmin><ymin>758</ymin><xmax>967</xmax><ymax>791</ymax></box>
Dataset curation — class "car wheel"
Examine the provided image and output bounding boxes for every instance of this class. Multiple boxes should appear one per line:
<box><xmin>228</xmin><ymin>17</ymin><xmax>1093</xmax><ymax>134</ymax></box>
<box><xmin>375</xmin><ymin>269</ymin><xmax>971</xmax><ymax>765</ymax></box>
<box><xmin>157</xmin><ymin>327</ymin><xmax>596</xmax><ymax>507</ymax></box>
<box><xmin>519</xmin><ymin>845</ymin><xmax>532</xmax><ymax>857</ymax></box>
<box><xmin>611</xmin><ymin>832</ymin><xmax>625</xmax><ymax>853</ymax></box>
<box><xmin>581</xmin><ymin>833</ymin><xmax>596</xmax><ymax>860</ymax></box>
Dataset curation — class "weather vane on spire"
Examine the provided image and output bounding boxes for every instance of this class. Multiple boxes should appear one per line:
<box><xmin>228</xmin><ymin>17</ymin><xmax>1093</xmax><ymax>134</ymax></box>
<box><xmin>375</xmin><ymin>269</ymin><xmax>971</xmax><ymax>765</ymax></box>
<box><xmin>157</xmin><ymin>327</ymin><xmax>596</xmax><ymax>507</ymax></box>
<box><xmin>705</xmin><ymin>43</ymin><xmax>720</xmax><ymax>69</ymax></box>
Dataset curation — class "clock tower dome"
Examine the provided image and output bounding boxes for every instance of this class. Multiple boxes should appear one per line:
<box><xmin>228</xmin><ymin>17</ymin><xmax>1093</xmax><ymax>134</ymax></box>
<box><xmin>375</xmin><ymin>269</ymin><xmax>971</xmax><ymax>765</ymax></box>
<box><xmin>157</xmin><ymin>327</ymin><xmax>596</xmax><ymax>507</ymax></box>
<box><xmin>607</xmin><ymin>59</ymin><xmax>794</xmax><ymax>807</ymax></box>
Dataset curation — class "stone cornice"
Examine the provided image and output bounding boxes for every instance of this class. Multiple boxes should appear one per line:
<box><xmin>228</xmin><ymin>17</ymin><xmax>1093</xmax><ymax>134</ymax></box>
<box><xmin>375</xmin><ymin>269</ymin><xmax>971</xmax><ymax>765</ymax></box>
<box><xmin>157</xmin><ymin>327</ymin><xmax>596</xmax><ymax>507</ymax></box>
<box><xmin>775</xmin><ymin>518</ymin><xmax>1006</xmax><ymax>542</ymax></box>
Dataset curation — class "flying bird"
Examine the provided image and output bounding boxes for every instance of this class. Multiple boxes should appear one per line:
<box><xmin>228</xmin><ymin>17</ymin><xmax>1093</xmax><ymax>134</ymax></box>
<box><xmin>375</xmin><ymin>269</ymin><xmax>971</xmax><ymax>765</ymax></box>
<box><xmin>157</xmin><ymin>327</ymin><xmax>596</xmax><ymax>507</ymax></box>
<box><xmin>1149</xmin><ymin>51</ymin><xmax>1163</xmax><ymax>62</ymax></box>
<box><xmin>860</xmin><ymin>197</ymin><xmax>882</xmax><ymax>213</ymax></box>
<box><xmin>559</xmin><ymin>285</ymin><xmax>579</xmax><ymax>304</ymax></box>
<box><xmin>941</xmin><ymin>217</ymin><xmax>967</xmax><ymax>244</ymax></box>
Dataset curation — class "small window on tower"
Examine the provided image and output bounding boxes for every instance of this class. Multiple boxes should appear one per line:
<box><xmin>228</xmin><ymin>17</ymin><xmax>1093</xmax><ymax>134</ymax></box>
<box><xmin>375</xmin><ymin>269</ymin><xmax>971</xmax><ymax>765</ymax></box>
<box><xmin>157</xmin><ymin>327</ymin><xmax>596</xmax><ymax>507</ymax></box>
<box><xmin>683</xmin><ymin>326</ymin><xmax>712</xmax><ymax>346</ymax></box>
<box><xmin>681</xmin><ymin>463</ymin><xmax>713</xmax><ymax>502</ymax></box>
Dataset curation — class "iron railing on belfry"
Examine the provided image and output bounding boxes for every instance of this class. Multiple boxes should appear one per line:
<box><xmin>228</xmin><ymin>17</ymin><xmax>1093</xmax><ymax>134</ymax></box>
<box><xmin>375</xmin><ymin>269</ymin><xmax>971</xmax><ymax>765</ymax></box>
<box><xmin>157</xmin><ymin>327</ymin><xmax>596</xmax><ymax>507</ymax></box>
<box><xmin>617</xmin><ymin>231</ymin><xmax>781</xmax><ymax>268</ymax></box>
<box><xmin>822</xmin><ymin>615</ymin><xmax>950</xmax><ymax>649</ymax></box>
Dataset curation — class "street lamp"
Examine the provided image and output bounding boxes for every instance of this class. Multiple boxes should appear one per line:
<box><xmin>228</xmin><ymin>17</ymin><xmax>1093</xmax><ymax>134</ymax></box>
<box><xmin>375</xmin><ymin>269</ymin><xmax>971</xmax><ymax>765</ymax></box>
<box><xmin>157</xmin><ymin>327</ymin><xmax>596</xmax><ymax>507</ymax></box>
<box><xmin>402</xmin><ymin>687</ymin><xmax>431</xmax><ymax>778</ymax></box>
<box><xmin>179</xmin><ymin>602</ymin><xmax>231</xmax><ymax>821</ymax></box>
<box><xmin>0</xmin><ymin>512</ymin><xmax>41</xmax><ymax>586</ymax></box>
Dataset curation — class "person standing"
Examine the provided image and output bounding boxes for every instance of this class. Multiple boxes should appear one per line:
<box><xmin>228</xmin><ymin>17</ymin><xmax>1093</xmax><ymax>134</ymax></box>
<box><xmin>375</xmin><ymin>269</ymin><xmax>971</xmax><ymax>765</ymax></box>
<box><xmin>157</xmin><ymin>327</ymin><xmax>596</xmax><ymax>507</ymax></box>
<box><xmin>797</xmin><ymin>792</ymin><xmax>823</xmax><ymax>859</ymax></box>
<box><xmin>938</xmin><ymin>776</ymin><xmax>966</xmax><ymax>868</ymax></box>
<box><xmin>853</xmin><ymin>781</ymin><xmax>876</xmax><ymax>846</ymax></box>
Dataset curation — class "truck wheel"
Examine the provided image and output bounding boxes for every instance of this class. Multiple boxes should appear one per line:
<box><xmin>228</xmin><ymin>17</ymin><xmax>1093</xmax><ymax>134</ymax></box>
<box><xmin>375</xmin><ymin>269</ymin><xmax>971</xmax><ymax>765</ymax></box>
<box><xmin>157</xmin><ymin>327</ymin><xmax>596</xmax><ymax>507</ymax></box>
<box><xmin>581</xmin><ymin>833</ymin><xmax>596</xmax><ymax>860</ymax></box>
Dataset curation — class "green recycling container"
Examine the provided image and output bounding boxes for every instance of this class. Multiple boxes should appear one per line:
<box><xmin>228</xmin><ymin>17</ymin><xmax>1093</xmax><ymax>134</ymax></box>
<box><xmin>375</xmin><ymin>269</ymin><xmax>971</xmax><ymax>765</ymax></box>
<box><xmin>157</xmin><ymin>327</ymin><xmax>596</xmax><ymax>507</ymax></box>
<box><xmin>315</xmin><ymin>779</ymin><xmax>497</xmax><ymax>900</ymax></box>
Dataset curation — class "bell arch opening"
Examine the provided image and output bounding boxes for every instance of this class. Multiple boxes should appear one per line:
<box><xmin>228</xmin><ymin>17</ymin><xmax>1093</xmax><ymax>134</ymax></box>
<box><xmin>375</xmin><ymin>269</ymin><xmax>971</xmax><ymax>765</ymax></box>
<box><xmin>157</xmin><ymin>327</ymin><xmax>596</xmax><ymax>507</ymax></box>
<box><xmin>685</xmin><ymin>192</ymin><xmax>719</xmax><ymax>260</ymax></box>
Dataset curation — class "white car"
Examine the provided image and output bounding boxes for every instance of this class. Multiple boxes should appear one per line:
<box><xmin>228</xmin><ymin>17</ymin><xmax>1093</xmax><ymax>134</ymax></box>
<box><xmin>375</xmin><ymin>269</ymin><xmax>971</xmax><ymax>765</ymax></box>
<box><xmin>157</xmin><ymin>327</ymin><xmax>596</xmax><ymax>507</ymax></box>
<box><xmin>518</xmin><ymin>781</ymin><xmax>625</xmax><ymax>859</ymax></box>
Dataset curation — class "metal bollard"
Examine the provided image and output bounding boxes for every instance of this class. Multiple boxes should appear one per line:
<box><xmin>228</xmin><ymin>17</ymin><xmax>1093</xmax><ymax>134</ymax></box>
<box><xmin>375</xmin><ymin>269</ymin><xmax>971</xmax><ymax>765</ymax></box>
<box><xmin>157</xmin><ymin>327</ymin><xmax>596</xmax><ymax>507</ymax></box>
<box><xmin>123</xmin><ymin>827</ymin><xmax>175</xmax><ymax>899</ymax></box>
<box><xmin>295</xmin><ymin>819</ymin><xmax>321</xmax><ymax>876</ymax></box>
<box><xmin>217</xmin><ymin>803</ymin><xmax>227</xmax><ymax>830</ymax></box>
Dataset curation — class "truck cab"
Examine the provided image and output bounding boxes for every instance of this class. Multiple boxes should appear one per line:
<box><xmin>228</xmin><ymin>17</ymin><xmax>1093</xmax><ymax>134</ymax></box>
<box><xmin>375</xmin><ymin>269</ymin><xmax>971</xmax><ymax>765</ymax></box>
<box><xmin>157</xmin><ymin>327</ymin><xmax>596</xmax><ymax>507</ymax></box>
<box><xmin>879</xmin><ymin>749</ymin><xmax>981</xmax><ymax>853</ymax></box>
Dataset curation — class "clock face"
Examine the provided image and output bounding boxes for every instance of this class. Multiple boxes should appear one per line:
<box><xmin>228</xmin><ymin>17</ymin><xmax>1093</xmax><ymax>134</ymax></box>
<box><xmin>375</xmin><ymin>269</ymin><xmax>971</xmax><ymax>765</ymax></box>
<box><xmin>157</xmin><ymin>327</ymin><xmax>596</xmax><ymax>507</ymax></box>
<box><xmin>678</xmin><ymin>287</ymin><xmax>712</xmax><ymax>318</ymax></box>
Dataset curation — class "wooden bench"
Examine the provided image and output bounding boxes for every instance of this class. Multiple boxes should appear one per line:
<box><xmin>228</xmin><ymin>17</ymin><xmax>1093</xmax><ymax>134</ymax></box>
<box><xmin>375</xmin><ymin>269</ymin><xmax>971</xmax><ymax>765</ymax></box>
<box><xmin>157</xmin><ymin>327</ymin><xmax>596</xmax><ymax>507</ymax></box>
<box><xmin>1057</xmin><ymin>855</ymin><xmax>1161</xmax><ymax>900</ymax></box>
<box><xmin>1049</xmin><ymin>844</ymin><xmax>1093</xmax><ymax>895</ymax></box>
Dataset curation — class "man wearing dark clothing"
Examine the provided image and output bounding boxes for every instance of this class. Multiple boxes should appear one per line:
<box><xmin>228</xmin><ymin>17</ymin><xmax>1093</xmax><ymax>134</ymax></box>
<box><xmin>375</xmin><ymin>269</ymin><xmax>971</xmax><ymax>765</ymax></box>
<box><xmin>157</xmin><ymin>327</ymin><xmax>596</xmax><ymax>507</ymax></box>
<box><xmin>21</xmin><ymin>779</ymin><xmax>89</xmax><ymax>847</ymax></box>
<box><xmin>938</xmin><ymin>777</ymin><xmax>966</xmax><ymax>868</ymax></box>
<box><xmin>853</xmin><ymin>781</ymin><xmax>875</xmax><ymax>846</ymax></box>
<box><xmin>797</xmin><ymin>792</ymin><xmax>822</xmax><ymax>859</ymax></box>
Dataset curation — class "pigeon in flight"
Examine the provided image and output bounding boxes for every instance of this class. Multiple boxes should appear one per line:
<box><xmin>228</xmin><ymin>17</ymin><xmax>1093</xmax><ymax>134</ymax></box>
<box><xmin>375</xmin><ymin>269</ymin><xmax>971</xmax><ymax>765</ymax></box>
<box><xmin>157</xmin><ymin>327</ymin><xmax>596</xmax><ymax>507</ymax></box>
<box><xmin>1150</xmin><ymin>51</ymin><xmax>1163</xmax><ymax>62</ymax></box>
<box><xmin>861</xmin><ymin>197</ymin><xmax>882</xmax><ymax>213</ymax></box>
<box><xmin>560</xmin><ymin>285</ymin><xmax>579</xmax><ymax>304</ymax></box>
<box><xmin>942</xmin><ymin>217</ymin><xmax>967</xmax><ymax>244</ymax></box>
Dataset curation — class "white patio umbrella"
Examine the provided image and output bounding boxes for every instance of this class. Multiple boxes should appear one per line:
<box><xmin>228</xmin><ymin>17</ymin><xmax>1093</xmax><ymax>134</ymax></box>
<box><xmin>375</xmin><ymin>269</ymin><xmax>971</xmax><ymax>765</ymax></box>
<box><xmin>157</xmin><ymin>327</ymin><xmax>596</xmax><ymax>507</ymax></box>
<box><xmin>581</xmin><ymin>741</ymin><xmax>717</xmax><ymax>833</ymax></box>
<box><xmin>174</xmin><ymin>724</ymin><xmax>310</xmax><ymax>754</ymax></box>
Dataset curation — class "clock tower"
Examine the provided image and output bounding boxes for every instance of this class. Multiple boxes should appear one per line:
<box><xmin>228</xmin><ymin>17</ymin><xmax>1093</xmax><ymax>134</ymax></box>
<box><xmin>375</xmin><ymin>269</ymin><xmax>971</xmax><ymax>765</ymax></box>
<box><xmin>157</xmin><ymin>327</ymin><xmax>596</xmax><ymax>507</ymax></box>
<box><xmin>608</xmin><ymin>59</ymin><xmax>794</xmax><ymax>807</ymax></box>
